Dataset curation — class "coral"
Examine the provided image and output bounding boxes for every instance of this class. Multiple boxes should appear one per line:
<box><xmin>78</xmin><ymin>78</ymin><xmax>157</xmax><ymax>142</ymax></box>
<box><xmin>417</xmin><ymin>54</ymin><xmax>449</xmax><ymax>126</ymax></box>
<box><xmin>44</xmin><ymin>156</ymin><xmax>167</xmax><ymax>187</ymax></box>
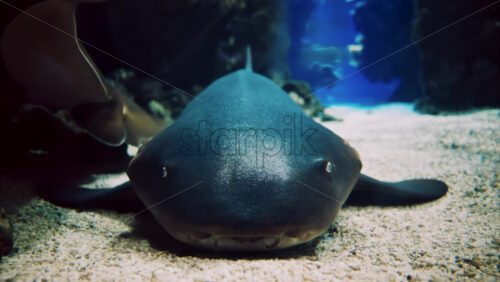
<box><xmin>282</xmin><ymin>80</ymin><xmax>340</xmax><ymax>121</ymax></box>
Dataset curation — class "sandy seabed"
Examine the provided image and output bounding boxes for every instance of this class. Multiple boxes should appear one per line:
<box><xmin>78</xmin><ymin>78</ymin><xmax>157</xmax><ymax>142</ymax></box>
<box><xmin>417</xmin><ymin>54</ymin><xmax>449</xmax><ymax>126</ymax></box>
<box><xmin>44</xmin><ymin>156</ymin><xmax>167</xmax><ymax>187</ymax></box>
<box><xmin>0</xmin><ymin>105</ymin><xmax>498</xmax><ymax>281</ymax></box>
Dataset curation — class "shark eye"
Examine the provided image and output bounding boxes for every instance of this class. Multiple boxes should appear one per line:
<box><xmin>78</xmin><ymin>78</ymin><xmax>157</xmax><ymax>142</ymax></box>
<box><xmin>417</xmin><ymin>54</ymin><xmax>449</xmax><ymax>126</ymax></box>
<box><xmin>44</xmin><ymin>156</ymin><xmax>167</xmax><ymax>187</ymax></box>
<box><xmin>314</xmin><ymin>158</ymin><xmax>336</xmax><ymax>175</ymax></box>
<box><xmin>161</xmin><ymin>166</ymin><xmax>168</xmax><ymax>178</ymax></box>
<box><xmin>325</xmin><ymin>161</ymin><xmax>335</xmax><ymax>173</ymax></box>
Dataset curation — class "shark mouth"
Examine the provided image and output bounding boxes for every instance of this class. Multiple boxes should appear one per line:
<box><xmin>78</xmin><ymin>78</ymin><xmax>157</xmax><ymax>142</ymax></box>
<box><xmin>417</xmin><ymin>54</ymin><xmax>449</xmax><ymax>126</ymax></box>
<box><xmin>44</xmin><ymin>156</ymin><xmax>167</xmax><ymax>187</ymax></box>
<box><xmin>171</xmin><ymin>229</ymin><xmax>325</xmax><ymax>252</ymax></box>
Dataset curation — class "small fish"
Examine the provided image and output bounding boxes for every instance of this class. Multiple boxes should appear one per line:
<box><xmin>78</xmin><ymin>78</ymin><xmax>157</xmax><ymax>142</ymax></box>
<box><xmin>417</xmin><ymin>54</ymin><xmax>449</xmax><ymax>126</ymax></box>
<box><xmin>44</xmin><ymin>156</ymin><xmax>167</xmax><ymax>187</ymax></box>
<box><xmin>1</xmin><ymin>0</ymin><xmax>165</xmax><ymax>146</ymax></box>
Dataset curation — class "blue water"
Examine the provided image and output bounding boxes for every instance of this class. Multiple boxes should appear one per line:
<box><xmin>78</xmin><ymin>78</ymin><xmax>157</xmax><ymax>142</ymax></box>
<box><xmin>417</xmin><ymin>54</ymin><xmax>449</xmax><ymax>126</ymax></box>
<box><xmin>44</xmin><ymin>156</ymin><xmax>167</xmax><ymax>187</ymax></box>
<box><xmin>317</xmin><ymin>75</ymin><xmax>400</xmax><ymax>105</ymax></box>
<box><xmin>288</xmin><ymin>0</ymin><xmax>400</xmax><ymax>105</ymax></box>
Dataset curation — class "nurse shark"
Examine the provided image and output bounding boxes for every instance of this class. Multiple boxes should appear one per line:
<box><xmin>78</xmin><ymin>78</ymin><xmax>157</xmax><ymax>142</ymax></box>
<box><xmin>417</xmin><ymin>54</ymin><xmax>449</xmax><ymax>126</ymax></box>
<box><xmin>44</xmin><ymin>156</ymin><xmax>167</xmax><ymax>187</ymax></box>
<box><xmin>2</xmin><ymin>0</ymin><xmax>447</xmax><ymax>252</ymax></box>
<box><xmin>42</xmin><ymin>51</ymin><xmax>447</xmax><ymax>251</ymax></box>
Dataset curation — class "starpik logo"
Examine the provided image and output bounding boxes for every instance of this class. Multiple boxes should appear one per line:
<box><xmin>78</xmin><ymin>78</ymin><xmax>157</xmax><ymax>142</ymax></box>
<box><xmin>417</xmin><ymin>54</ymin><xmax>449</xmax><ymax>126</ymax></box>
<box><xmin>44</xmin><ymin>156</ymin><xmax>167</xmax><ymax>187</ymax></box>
<box><xmin>179</xmin><ymin>113</ymin><xmax>318</xmax><ymax>167</ymax></box>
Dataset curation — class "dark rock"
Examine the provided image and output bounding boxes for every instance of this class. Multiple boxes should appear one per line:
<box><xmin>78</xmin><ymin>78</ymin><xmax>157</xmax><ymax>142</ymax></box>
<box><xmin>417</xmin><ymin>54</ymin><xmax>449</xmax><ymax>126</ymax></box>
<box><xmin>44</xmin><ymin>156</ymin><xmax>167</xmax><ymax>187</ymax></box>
<box><xmin>77</xmin><ymin>0</ymin><xmax>290</xmax><ymax>92</ymax></box>
<box><xmin>0</xmin><ymin>209</ymin><xmax>13</xmax><ymax>258</ymax></box>
<box><xmin>108</xmin><ymin>69</ymin><xmax>192</xmax><ymax>121</ymax></box>
<box><xmin>0</xmin><ymin>106</ymin><xmax>130</xmax><ymax>177</ymax></box>
<box><xmin>0</xmin><ymin>0</ymin><xmax>332</xmax><ymax>139</ymax></box>
<box><xmin>414</xmin><ymin>0</ymin><xmax>500</xmax><ymax>112</ymax></box>
<box><xmin>77</xmin><ymin>0</ymin><xmax>333</xmax><ymax>117</ymax></box>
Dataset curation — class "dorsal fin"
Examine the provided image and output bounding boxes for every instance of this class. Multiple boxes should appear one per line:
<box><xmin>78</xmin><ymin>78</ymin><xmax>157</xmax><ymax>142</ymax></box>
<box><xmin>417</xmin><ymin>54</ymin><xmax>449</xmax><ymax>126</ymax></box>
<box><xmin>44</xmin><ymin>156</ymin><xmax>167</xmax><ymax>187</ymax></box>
<box><xmin>245</xmin><ymin>46</ymin><xmax>252</xmax><ymax>71</ymax></box>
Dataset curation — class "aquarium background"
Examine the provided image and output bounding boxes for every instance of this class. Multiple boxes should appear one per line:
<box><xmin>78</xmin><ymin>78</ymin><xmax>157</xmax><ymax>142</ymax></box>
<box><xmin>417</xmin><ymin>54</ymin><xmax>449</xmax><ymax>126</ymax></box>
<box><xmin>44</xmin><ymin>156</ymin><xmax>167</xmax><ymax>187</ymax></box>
<box><xmin>0</xmin><ymin>0</ymin><xmax>499</xmax><ymax>120</ymax></box>
<box><xmin>288</xmin><ymin>0</ymin><xmax>404</xmax><ymax>105</ymax></box>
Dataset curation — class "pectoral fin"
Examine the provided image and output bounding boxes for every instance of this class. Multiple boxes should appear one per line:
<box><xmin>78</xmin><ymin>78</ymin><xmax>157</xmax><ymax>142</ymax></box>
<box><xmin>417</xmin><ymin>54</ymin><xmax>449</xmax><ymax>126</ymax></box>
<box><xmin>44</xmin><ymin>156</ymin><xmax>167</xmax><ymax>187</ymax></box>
<box><xmin>345</xmin><ymin>174</ymin><xmax>448</xmax><ymax>206</ymax></box>
<box><xmin>39</xmin><ymin>181</ymin><xmax>145</xmax><ymax>213</ymax></box>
